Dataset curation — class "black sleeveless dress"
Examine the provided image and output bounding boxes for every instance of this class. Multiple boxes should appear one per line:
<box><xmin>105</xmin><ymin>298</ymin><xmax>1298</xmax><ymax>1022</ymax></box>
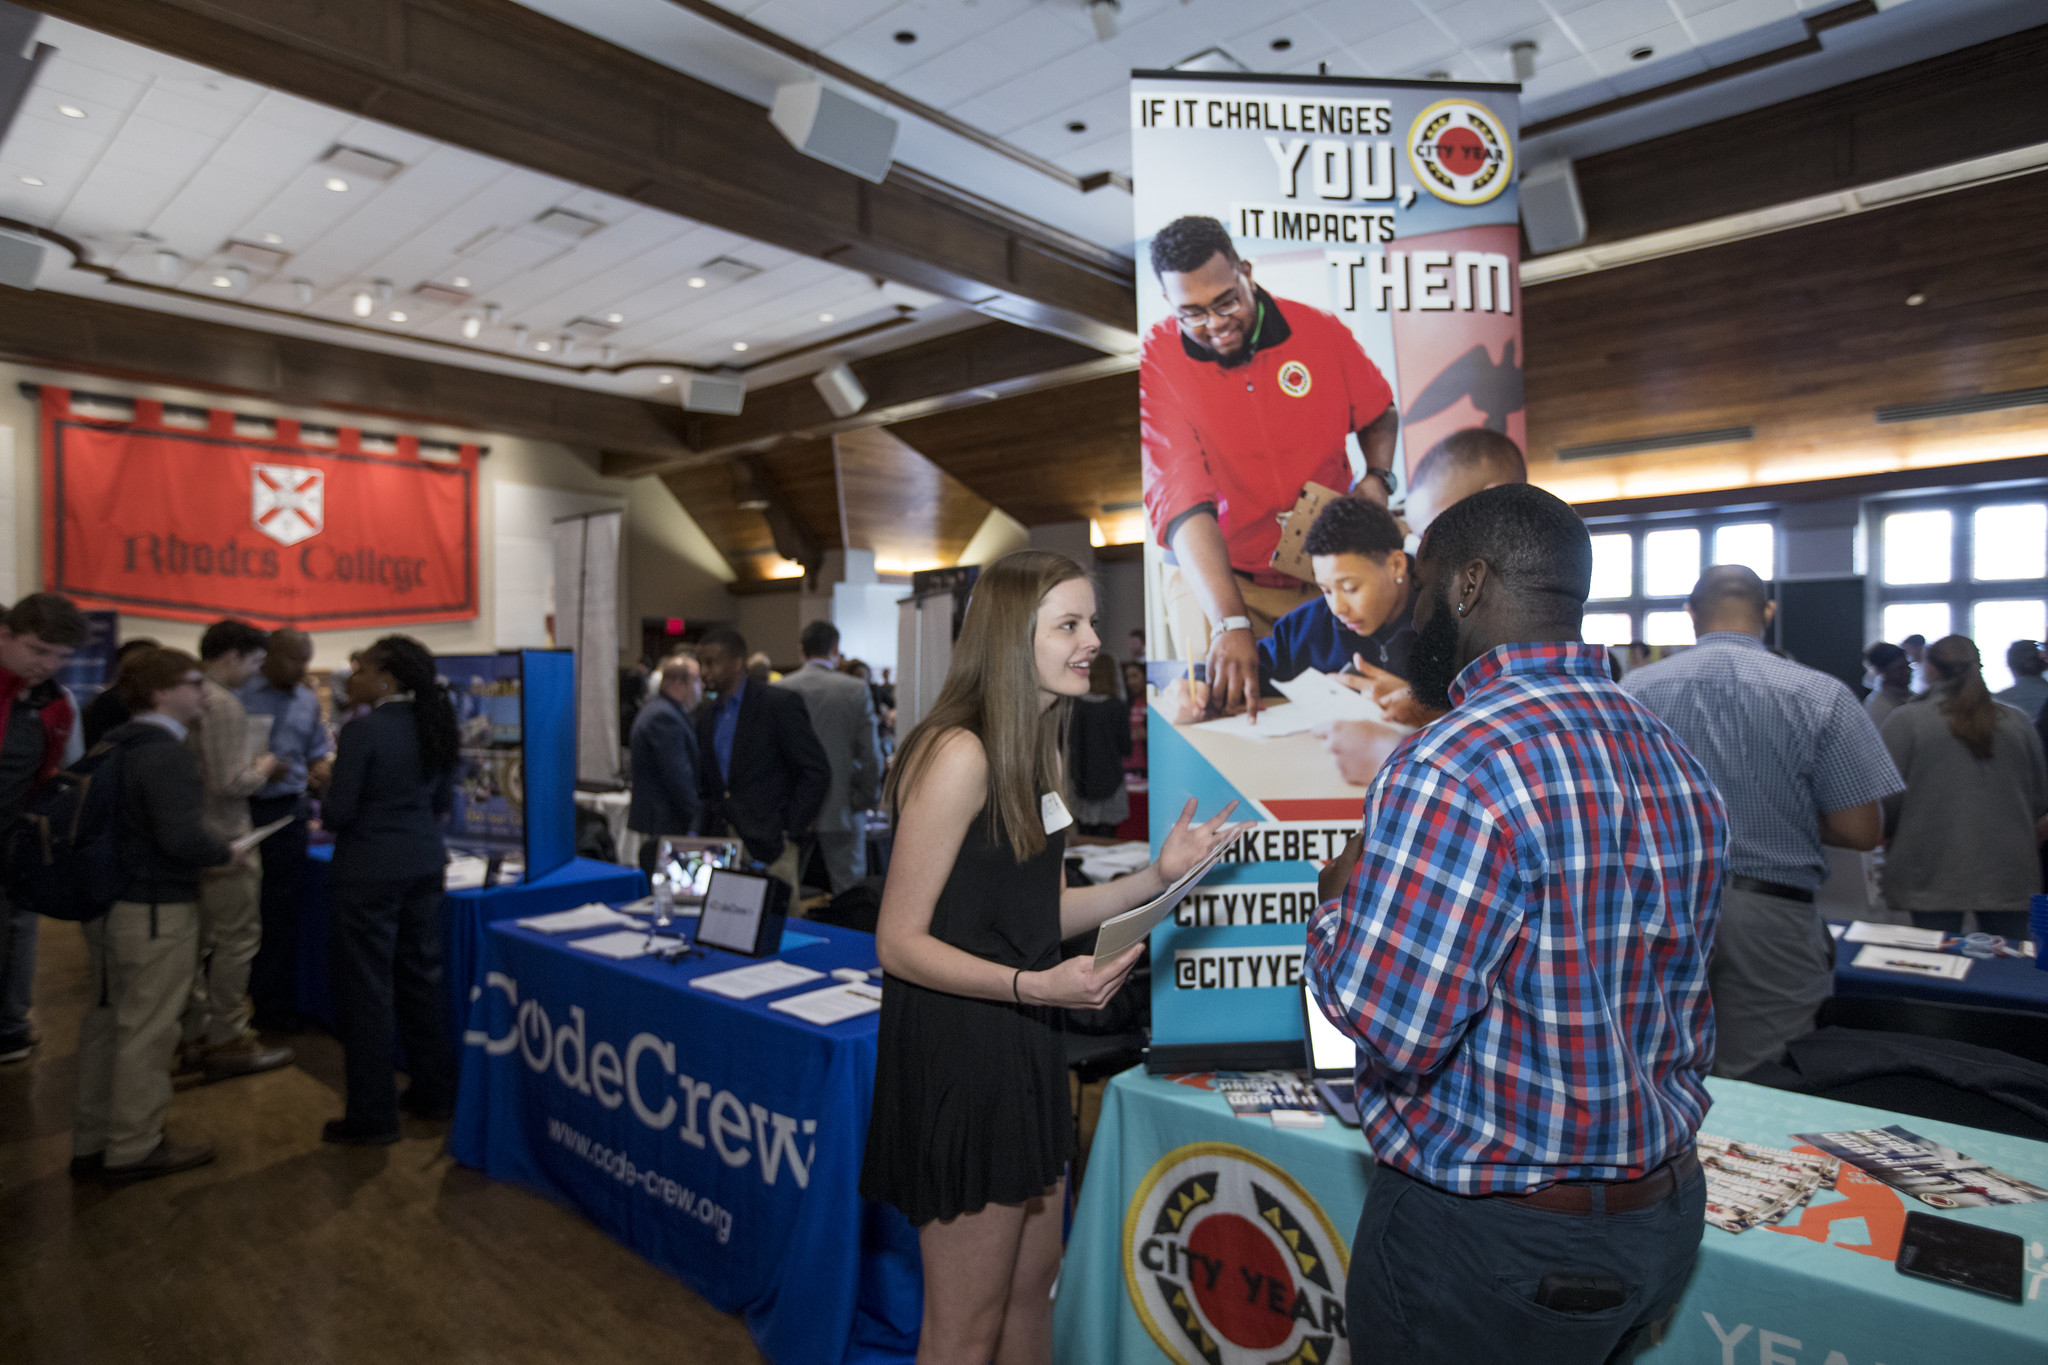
<box><xmin>861</xmin><ymin>802</ymin><xmax>1071</xmax><ymax>1226</ymax></box>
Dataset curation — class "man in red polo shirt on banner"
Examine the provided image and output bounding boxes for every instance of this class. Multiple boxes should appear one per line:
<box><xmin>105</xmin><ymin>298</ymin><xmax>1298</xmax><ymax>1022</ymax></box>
<box><xmin>1142</xmin><ymin>216</ymin><xmax>1399</xmax><ymax>717</ymax></box>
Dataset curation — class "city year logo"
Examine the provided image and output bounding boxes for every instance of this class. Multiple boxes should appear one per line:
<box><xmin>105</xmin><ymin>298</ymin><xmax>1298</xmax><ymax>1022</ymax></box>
<box><xmin>1407</xmin><ymin>100</ymin><xmax>1512</xmax><ymax>206</ymax></box>
<box><xmin>1277</xmin><ymin>361</ymin><xmax>1312</xmax><ymax>398</ymax></box>
<box><xmin>1124</xmin><ymin>1142</ymin><xmax>1349</xmax><ymax>1365</ymax></box>
<box><xmin>252</xmin><ymin>463</ymin><xmax>324</xmax><ymax>546</ymax></box>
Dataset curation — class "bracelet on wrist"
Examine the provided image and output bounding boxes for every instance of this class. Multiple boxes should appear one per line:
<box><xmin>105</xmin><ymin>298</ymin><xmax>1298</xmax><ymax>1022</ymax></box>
<box><xmin>1012</xmin><ymin>967</ymin><xmax>1024</xmax><ymax>1004</ymax></box>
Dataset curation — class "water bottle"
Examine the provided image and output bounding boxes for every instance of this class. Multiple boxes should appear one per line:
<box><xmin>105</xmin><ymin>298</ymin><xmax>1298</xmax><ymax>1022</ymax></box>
<box><xmin>652</xmin><ymin>874</ymin><xmax>674</xmax><ymax>932</ymax></box>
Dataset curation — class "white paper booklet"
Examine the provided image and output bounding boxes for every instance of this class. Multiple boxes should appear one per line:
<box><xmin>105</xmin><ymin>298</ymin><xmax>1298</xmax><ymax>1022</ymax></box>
<box><xmin>565</xmin><ymin>930</ymin><xmax>665</xmax><ymax>960</ymax></box>
<box><xmin>444</xmin><ymin>856</ymin><xmax>489</xmax><ymax>890</ymax></box>
<box><xmin>244</xmin><ymin>714</ymin><xmax>274</xmax><ymax>768</ymax></box>
<box><xmin>229</xmin><ymin>815</ymin><xmax>293</xmax><ymax>857</ymax></box>
<box><xmin>518</xmin><ymin>904</ymin><xmax>640</xmax><ymax>934</ymax></box>
<box><xmin>1849</xmin><ymin>944</ymin><xmax>1970</xmax><ymax>980</ymax></box>
<box><xmin>768</xmin><ymin>982</ymin><xmax>882</xmax><ymax>1025</ymax></box>
<box><xmin>690</xmin><ymin>960</ymin><xmax>824</xmax><ymax>1000</ymax></box>
<box><xmin>1843</xmin><ymin>921</ymin><xmax>1947</xmax><ymax>950</ymax></box>
<box><xmin>1090</xmin><ymin>837</ymin><xmax>1237</xmax><ymax>969</ymax></box>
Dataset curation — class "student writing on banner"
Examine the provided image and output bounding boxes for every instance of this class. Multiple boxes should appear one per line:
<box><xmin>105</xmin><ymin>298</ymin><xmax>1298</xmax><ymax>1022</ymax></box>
<box><xmin>860</xmin><ymin>550</ymin><xmax>1244</xmax><ymax>1365</ymax></box>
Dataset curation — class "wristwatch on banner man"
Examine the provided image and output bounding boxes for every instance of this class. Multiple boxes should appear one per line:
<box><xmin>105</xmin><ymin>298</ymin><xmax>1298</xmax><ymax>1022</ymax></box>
<box><xmin>1360</xmin><ymin>465</ymin><xmax>1397</xmax><ymax>498</ymax></box>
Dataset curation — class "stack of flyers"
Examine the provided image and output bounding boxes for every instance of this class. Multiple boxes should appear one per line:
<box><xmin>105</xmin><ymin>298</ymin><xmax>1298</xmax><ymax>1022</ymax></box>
<box><xmin>1213</xmin><ymin>1071</ymin><xmax>1325</xmax><ymax>1121</ymax></box>
<box><xmin>1793</xmin><ymin>1125</ymin><xmax>2048</xmax><ymax>1209</ymax></box>
<box><xmin>1698</xmin><ymin>1134</ymin><xmax>1840</xmax><ymax>1233</ymax></box>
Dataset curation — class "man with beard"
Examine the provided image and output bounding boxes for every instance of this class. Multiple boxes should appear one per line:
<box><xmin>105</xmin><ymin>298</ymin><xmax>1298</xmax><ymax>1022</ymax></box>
<box><xmin>1142</xmin><ymin>215</ymin><xmax>1398</xmax><ymax>718</ymax></box>
<box><xmin>1307</xmin><ymin>484</ymin><xmax>1727</xmax><ymax>1364</ymax></box>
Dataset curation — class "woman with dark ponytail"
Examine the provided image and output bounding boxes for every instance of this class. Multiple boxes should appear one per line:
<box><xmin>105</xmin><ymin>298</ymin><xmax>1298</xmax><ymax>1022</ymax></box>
<box><xmin>321</xmin><ymin>634</ymin><xmax>460</xmax><ymax>1144</ymax></box>
<box><xmin>1879</xmin><ymin>634</ymin><xmax>2048</xmax><ymax>939</ymax></box>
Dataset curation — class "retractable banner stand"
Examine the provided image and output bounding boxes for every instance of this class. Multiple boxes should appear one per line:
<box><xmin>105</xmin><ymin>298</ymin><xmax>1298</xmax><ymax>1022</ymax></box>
<box><xmin>40</xmin><ymin>388</ymin><xmax>478</xmax><ymax>627</ymax></box>
<box><xmin>1132</xmin><ymin>71</ymin><xmax>1521</xmax><ymax>1067</ymax></box>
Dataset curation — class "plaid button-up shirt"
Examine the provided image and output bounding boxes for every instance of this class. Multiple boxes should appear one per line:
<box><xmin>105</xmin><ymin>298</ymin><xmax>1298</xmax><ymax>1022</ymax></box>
<box><xmin>1307</xmin><ymin>642</ymin><xmax>1728</xmax><ymax>1194</ymax></box>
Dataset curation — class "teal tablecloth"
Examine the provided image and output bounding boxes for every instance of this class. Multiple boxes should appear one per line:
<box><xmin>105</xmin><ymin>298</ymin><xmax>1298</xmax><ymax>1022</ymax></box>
<box><xmin>1054</xmin><ymin>1071</ymin><xmax>2048</xmax><ymax>1364</ymax></box>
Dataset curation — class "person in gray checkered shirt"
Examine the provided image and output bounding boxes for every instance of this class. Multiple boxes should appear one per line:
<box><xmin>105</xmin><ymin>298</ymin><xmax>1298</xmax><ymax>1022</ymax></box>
<box><xmin>1622</xmin><ymin>565</ymin><xmax>1904</xmax><ymax>1079</ymax></box>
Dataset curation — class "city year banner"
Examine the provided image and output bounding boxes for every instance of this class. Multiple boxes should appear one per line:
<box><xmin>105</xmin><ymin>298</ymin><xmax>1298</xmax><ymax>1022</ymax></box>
<box><xmin>1132</xmin><ymin>70</ymin><xmax>1521</xmax><ymax>1061</ymax></box>
<box><xmin>41</xmin><ymin>387</ymin><xmax>478</xmax><ymax>628</ymax></box>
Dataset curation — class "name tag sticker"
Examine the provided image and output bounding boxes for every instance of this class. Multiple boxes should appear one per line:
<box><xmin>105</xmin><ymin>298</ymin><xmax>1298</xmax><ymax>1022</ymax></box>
<box><xmin>1042</xmin><ymin>791</ymin><xmax>1074</xmax><ymax>835</ymax></box>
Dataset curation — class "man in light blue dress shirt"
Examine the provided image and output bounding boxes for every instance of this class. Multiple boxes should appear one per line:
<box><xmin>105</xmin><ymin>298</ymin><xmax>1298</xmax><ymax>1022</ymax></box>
<box><xmin>239</xmin><ymin>629</ymin><xmax>331</xmax><ymax>1029</ymax></box>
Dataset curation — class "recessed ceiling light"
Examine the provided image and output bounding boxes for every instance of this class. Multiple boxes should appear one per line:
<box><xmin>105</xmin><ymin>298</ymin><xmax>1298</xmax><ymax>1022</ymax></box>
<box><xmin>732</xmin><ymin>341</ymin><xmax>749</xmax><ymax>352</ymax></box>
<box><xmin>1270</xmin><ymin>38</ymin><xmax>1292</xmax><ymax>52</ymax></box>
<box><xmin>534</xmin><ymin>339</ymin><xmax>553</xmax><ymax>352</ymax></box>
<box><xmin>1067</xmin><ymin>120</ymin><xmax>1087</xmax><ymax>133</ymax></box>
<box><xmin>388</xmin><ymin>310</ymin><xmax>407</xmax><ymax>322</ymax></box>
<box><xmin>261</xmin><ymin>232</ymin><xmax>283</xmax><ymax>244</ymax></box>
<box><xmin>57</xmin><ymin>104</ymin><xmax>84</xmax><ymax>119</ymax></box>
<box><xmin>687</xmin><ymin>276</ymin><xmax>706</xmax><ymax>288</ymax></box>
<box><xmin>1905</xmin><ymin>292</ymin><xmax>1926</xmax><ymax>306</ymax></box>
<box><xmin>18</xmin><ymin>175</ymin><xmax>41</xmax><ymax>186</ymax></box>
<box><xmin>210</xmin><ymin>274</ymin><xmax>233</xmax><ymax>289</ymax></box>
<box><xmin>450</xmin><ymin>276</ymin><xmax>470</xmax><ymax>288</ymax></box>
<box><xmin>461</xmin><ymin>314</ymin><xmax>482</xmax><ymax>339</ymax></box>
<box><xmin>657</xmin><ymin>374</ymin><xmax>673</xmax><ymax>385</ymax></box>
<box><xmin>1629</xmin><ymin>45</ymin><xmax>1654</xmax><ymax>61</ymax></box>
<box><xmin>324</xmin><ymin>176</ymin><xmax>349</xmax><ymax>192</ymax></box>
<box><xmin>893</xmin><ymin>30</ymin><xmax>916</xmax><ymax>44</ymax></box>
<box><xmin>604</xmin><ymin>311</ymin><xmax>623</xmax><ymax>323</ymax></box>
<box><xmin>818</xmin><ymin>312</ymin><xmax>834</xmax><ymax>323</ymax></box>
<box><xmin>351</xmin><ymin>290</ymin><xmax>373</xmax><ymax>317</ymax></box>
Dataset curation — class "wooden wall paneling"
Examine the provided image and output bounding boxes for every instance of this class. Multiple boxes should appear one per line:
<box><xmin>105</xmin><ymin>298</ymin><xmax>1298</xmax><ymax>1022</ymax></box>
<box><xmin>26</xmin><ymin>0</ymin><xmax>1138</xmax><ymax>349</ymax></box>
<box><xmin>1568</xmin><ymin>24</ymin><xmax>2048</xmax><ymax>247</ymax></box>
<box><xmin>883</xmin><ymin>372</ymin><xmax>1142</xmax><ymax>528</ymax></box>
<box><xmin>831</xmin><ymin>427</ymin><xmax>993</xmax><ymax>570</ymax></box>
<box><xmin>1523</xmin><ymin>172</ymin><xmax>2048</xmax><ymax>506</ymax></box>
<box><xmin>0</xmin><ymin>283</ymin><xmax>694</xmax><ymax>457</ymax></box>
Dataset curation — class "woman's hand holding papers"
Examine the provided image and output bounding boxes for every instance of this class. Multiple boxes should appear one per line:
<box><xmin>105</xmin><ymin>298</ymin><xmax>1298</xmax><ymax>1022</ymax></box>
<box><xmin>1021</xmin><ymin>943</ymin><xmax>1144</xmax><ymax>1010</ymax></box>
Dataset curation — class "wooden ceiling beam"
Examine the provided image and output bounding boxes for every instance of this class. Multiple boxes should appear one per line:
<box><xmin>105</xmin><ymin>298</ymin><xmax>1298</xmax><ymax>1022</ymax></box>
<box><xmin>0</xmin><ymin>284</ymin><xmax>695</xmax><ymax>458</ymax></box>
<box><xmin>600</xmin><ymin>321</ymin><xmax>1134</xmax><ymax>479</ymax></box>
<box><xmin>24</xmin><ymin>0</ymin><xmax>1138</xmax><ymax>352</ymax></box>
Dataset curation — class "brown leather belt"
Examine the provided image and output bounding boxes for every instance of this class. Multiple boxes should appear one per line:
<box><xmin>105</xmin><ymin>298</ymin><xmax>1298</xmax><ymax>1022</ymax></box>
<box><xmin>1489</xmin><ymin>1149</ymin><xmax>1700</xmax><ymax>1214</ymax></box>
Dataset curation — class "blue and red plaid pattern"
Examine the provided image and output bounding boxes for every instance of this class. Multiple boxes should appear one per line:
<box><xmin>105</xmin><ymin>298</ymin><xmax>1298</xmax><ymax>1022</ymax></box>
<box><xmin>1307</xmin><ymin>642</ymin><xmax>1729</xmax><ymax>1194</ymax></box>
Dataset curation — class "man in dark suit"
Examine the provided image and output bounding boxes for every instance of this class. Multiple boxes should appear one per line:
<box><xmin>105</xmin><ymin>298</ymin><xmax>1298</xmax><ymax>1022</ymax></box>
<box><xmin>627</xmin><ymin>653</ymin><xmax>703</xmax><ymax>876</ymax></box>
<box><xmin>694</xmin><ymin>627</ymin><xmax>828</xmax><ymax>899</ymax></box>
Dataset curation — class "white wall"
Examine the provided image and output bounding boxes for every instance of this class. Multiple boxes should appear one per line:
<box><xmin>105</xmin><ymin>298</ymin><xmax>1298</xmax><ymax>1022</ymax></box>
<box><xmin>0</xmin><ymin>358</ymin><xmax>733</xmax><ymax>668</ymax></box>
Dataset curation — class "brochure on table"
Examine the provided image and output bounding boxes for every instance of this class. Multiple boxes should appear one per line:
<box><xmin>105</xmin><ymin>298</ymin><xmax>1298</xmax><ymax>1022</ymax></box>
<box><xmin>437</xmin><ymin>649</ymin><xmax>576</xmax><ymax>882</ymax></box>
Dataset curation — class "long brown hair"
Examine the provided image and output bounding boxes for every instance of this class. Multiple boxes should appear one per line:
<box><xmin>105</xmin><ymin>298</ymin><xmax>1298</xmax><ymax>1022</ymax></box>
<box><xmin>1927</xmin><ymin>634</ymin><xmax>1998</xmax><ymax>760</ymax></box>
<box><xmin>885</xmin><ymin>550</ymin><xmax>1086</xmax><ymax>861</ymax></box>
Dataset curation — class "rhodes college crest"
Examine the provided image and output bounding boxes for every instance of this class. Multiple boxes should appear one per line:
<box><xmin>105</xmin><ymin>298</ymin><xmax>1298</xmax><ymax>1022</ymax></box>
<box><xmin>1123</xmin><ymin>1143</ymin><xmax>1350</xmax><ymax>1365</ymax></box>
<box><xmin>1407</xmin><ymin>99</ymin><xmax>1512</xmax><ymax>206</ymax></box>
<box><xmin>251</xmin><ymin>463</ymin><xmax>324</xmax><ymax>546</ymax></box>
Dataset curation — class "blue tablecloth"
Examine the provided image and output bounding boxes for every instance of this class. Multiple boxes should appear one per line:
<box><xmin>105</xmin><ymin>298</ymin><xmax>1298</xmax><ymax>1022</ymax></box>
<box><xmin>296</xmin><ymin>844</ymin><xmax>646</xmax><ymax>1031</ymax></box>
<box><xmin>452</xmin><ymin>916</ymin><xmax>920</xmax><ymax>1365</ymax></box>
<box><xmin>1054</xmin><ymin>1070</ymin><xmax>2048</xmax><ymax>1364</ymax></box>
<box><xmin>1831</xmin><ymin>920</ymin><xmax>2048</xmax><ymax>1016</ymax></box>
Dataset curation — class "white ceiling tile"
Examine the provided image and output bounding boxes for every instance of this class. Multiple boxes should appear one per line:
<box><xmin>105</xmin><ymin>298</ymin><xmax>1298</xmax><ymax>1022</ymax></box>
<box><xmin>133</xmin><ymin>86</ymin><xmax>254</xmax><ymax>139</ymax></box>
<box><xmin>744</xmin><ymin>0</ymin><xmax>909</xmax><ymax>51</ymax></box>
<box><xmin>1225</xmin><ymin>15</ymin><xmax>1344</xmax><ymax>69</ymax></box>
<box><xmin>822</xmin><ymin>3</ymin><xmax>990</xmax><ymax>84</ymax></box>
<box><xmin>1518</xmin><ymin>50</ymin><xmax>1608</xmax><ymax>100</ymax></box>
<box><xmin>1301</xmin><ymin>0</ymin><xmax>1435</xmax><ymax>47</ymax></box>
<box><xmin>1342</xmin><ymin>17</ymin><xmax>1463</xmax><ymax>75</ymax></box>
<box><xmin>1555</xmin><ymin>0</ymin><xmax>1684</xmax><ymax>50</ymax></box>
<box><xmin>893</xmin><ymin>40</ymin><xmax>1007</xmax><ymax>110</ymax></box>
<box><xmin>1586</xmin><ymin>26</ymin><xmax>1703</xmax><ymax>81</ymax></box>
<box><xmin>1432</xmin><ymin>0</ymin><xmax>1557</xmax><ymax>47</ymax></box>
<box><xmin>974</xmin><ymin>5</ymin><xmax>1096</xmax><ymax>72</ymax></box>
<box><xmin>33</xmin><ymin>56</ymin><xmax>147</xmax><ymax>111</ymax></box>
<box><xmin>1683</xmin><ymin>0</ymin><xmax>1801</xmax><ymax>43</ymax></box>
<box><xmin>949</xmin><ymin>45</ymin><xmax>1129</xmax><ymax>136</ymax></box>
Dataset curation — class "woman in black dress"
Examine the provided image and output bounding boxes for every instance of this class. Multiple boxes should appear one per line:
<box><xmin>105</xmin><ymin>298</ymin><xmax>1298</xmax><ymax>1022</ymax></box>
<box><xmin>321</xmin><ymin>635</ymin><xmax>460</xmax><ymax>1145</ymax></box>
<box><xmin>862</xmin><ymin>550</ymin><xmax>1244</xmax><ymax>1364</ymax></box>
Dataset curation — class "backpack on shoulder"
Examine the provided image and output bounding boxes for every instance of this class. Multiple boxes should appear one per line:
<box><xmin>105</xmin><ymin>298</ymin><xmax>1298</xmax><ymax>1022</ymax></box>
<box><xmin>3</xmin><ymin>728</ymin><xmax>149</xmax><ymax>922</ymax></box>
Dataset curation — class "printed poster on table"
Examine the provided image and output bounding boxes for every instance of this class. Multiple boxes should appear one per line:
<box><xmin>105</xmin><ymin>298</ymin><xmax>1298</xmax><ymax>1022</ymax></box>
<box><xmin>1131</xmin><ymin>70</ymin><xmax>1521</xmax><ymax>1057</ymax></box>
<box><xmin>40</xmin><ymin>387</ymin><xmax>477</xmax><ymax>628</ymax></box>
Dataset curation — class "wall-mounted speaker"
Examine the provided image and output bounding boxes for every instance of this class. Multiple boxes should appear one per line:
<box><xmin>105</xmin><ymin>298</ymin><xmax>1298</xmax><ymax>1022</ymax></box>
<box><xmin>678</xmin><ymin>371</ymin><xmax>745</xmax><ymax>416</ymax></box>
<box><xmin>770</xmin><ymin>81</ymin><xmax>898</xmax><ymax>185</ymax></box>
<box><xmin>812</xmin><ymin>362</ymin><xmax>867</xmax><ymax>418</ymax></box>
<box><xmin>0</xmin><ymin>229</ymin><xmax>47</xmax><ymax>291</ymax></box>
<box><xmin>1520</xmin><ymin>159</ymin><xmax>1588</xmax><ymax>255</ymax></box>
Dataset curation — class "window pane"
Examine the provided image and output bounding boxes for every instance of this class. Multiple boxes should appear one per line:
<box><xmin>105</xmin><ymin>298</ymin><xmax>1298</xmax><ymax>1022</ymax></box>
<box><xmin>1881</xmin><ymin>602</ymin><xmax>1950</xmax><ymax>650</ymax></box>
<box><xmin>1588</xmin><ymin>534</ymin><xmax>1632</xmax><ymax>601</ymax></box>
<box><xmin>1713</xmin><ymin>522</ymin><xmax>1775</xmax><ymax>581</ymax></box>
<box><xmin>1971</xmin><ymin>600</ymin><xmax>2047</xmax><ymax>693</ymax></box>
<box><xmin>1643</xmin><ymin>610</ymin><xmax>1695</xmax><ymax>646</ymax></box>
<box><xmin>1582</xmin><ymin>612</ymin><xmax>1633</xmax><ymax>647</ymax></box>
<box><xmin>1973</xmin><ymin>504</ymin><xmax>2047</xmax><ymax>582</ymax></box>
<box><xmin>1642</xmin><ymin>528</ymin><xmax>1701</xmax><ymax>598</ymax></box>
<box><xmin>1882</xmin><ymin>509</ymin><xmax>1952</xmax><ymax>585</ymax></box>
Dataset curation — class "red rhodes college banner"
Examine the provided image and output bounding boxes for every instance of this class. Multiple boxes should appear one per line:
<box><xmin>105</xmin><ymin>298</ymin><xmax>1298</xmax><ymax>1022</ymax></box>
<box><xmin>40</xmin><ymin>388</ymin><xmax>479</xmax><ymax>628</ymax></box>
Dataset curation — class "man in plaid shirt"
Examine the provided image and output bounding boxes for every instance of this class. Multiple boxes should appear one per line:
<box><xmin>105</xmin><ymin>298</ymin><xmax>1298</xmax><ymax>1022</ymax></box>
<box><xmin>1308</xmin><ymin>484</ymin><xmax>1728</xmax><ymax>1363</ymax></box>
